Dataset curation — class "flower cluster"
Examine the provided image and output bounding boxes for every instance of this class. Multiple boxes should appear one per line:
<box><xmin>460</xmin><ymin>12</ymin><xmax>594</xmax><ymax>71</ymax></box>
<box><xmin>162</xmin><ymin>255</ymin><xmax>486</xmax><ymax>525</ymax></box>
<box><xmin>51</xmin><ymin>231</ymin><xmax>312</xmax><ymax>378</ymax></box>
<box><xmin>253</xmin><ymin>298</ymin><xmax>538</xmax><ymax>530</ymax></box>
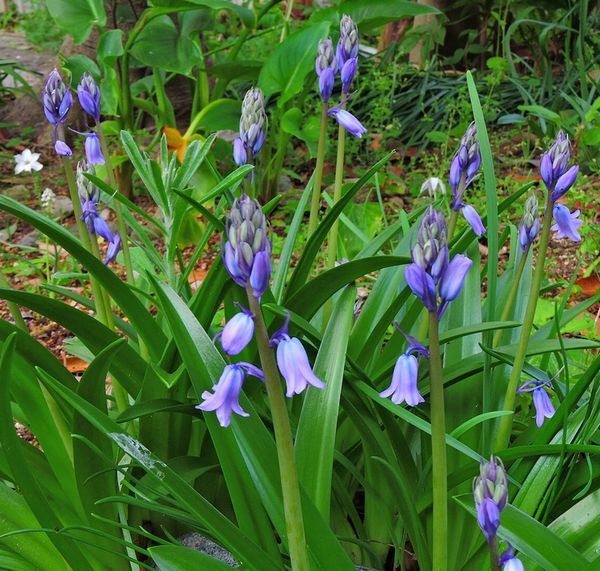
<box><xmin>518</xmin><ymin>194</ymin><xmax>540</xmax><ymax>252</ymax></box>
<box><xmin>76</xmin><ymin>161</ymin><xmax>121</xmax><ymax>264</ymax></box>
<box><xmin>404</xmin><ymin>207</ymin><xmax>472</xmax><ymax>317</ymax></box>
<box><xmin>42</xmin><ymin>69</ymin><xmax>73</xmax><ymax>156</ymax></box>
<box><xmin>379</xmin><ymin>327</ymin><xmax>429</xmax><ymax>407</ymax></box>
<box><xmin>222</xmin><ymin>194</ymin><xmax>272</xmax><ymax>298</ymax></box>
<box><xmin>449</xmin><ymin>123</ymin><xmax>485</xmax><ymax>236</ymax></box>
<box><xmin>198</xmin><ymin>201</ymin><xmax>325</xmax><ymax>428</ymax></box>
<box><xmin>517</xmin><ymin>378</ymin><xmax>555</xmax><ymax>427</ymax></box>
<box><xmin>42</xmin><ymin>69</ymin><xmax>104</xmax><ymax>165</ymax></box>
<box><xmin>233</xmin><ymin>87</ymin><xmax>268</xmax><ymax>167</ymax></box>
<box><xmin>473</xmin><ymin>456</ymin><xmax>508</xmax><ymax>543</ymax></box>
<box><xmin>316</xmin><ymin>16</ymin><xmax>366</xmax><ymax>139</ymax></box>
<box><xmin>541</xmin><ymin>131</ymin><xmax>582</xmax><ymax>242</ymax></box>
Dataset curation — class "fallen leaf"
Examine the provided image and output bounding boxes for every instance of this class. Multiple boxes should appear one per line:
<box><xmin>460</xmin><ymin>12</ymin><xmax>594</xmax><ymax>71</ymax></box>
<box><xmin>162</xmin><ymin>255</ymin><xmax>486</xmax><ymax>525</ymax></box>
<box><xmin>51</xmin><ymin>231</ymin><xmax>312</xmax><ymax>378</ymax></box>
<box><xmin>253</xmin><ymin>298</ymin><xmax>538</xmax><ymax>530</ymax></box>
<box><xmin>574</xmin><ymin>276</ymin><xmax>600</xmax><ymax>297</ymax></box>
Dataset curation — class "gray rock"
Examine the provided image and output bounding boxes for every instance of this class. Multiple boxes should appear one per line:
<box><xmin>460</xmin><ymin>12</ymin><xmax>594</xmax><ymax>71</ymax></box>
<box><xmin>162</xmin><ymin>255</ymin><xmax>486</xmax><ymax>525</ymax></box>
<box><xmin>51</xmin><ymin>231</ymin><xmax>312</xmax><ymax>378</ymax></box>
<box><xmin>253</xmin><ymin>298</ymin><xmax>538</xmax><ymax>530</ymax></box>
<box><xmin>16</xmin><ymin>229</ymin><xmax>39</xmax><ymax>247</ymax></box>
<box><xmin>3</xmin><ymin>184</ymin><xmax>31</xmax><ymax>202</ymax></box>
<box><xmin>52</xmin><ymin>196</ymin><xmax>73</xmax><ymax>218</ymax></box>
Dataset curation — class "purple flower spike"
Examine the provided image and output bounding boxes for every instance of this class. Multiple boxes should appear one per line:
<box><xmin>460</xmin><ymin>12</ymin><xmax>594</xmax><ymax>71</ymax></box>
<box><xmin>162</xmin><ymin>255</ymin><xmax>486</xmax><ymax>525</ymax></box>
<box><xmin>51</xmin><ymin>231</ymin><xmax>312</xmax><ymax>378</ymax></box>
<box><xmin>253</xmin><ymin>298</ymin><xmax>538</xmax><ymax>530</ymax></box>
<box><xmin>196</xmin><ymin>363</ymin><xmax>263</xmax><ymax>428</ymax></box>
<box><xmin>541</xmin><ymin>130</ymin><xmax>573</xmax><ymax>195</ymax></box>
<box><xmin>473</xmin><ymin>456</ymin><xmax>508</xmax><ymax>543</ymax></box>
<box><xmin>336</xmin><ymin>14</ymin><xmax>359</xmax><ymax>69</ymax></box>
<box><xmin>43</xmin><ymin>69</ymin><xmax>72</xmax><ymax>126</ymax></box>
<box><xmin>551</xmin><ymin>164</ymin><xmax>579</xmax><ymax>202</ymax></box>
<box><xmin>533</xmin><ymin>386</ymin><xmax>555</xmax><ymax>427</ymax></box>
<box><xmin>449</xmin><ymin>123</ymin><xmax>481</xmax><ymax>210</ymax></box>
<box><xmin>476</xmin><ymin>498</ymin><xmax>501</xmax><ymax>543</ymax></box>
<box><xmin>218</xmin><ymin>306</ymin><xmax>254</xmax><ymax>356</ymax></box>
<box><xmin>551</xmin><ymin>203</ymin><xmax>583</xmax><ymax>242</ymax></box>
<box><xmin>328</xmin><ymin>107</ymin><xmax>367</xmax><ymax>139</ymax></box>
<box><xmin>55</xmin><ymin>140</ymin><xmax>72</xmax><ymax>156</ymax></box>
<box><xmin>77</xmin><ymin>72</ymin><xmax>101</xmax><ymax>123</ymax></box>
<box><xmin>341</xmin><ymin>57</ymin><xmax>357</xmax><ymax>93</ymax></box>
<box><xmin>318</xmin><ymin>67</ymin><xmax>335</xmax><ymax>103</ymax></box>
<box><xmin>84</xmin><ymin>132</ymin><xmax>105</xmax><ymax>165</ymax></box>
<box><xmin>519</xmin><ymin>194</ymin><xmax>540</xmax><ymax>251</ymax></box>
<box><xmin>439</xmin><ymin>254</ymin><xmax>472</xmax><ymax>303</ymax></box>
<box><xmin>233</xmin><ymin>138</ymin><xmax>247</xmax><ymax>166</ymax></box>
<box><xmin>379</xmin><ymin>353</ymin><xmax>424</xmax><ymax>407</ymax></box>
<box><xmin>461</xmin><ymin>204</ymin><xmax>486</xmax><ymax>236</ymax></box>
<box><xmin>223</xmin><ymin>195</ymin><xmax>272</xmax><ymax>297</ymax></box>
<box><xmin>239</xmin><ymin>87</ymin><xmax>267</xmax><ymax>159</ymax></box>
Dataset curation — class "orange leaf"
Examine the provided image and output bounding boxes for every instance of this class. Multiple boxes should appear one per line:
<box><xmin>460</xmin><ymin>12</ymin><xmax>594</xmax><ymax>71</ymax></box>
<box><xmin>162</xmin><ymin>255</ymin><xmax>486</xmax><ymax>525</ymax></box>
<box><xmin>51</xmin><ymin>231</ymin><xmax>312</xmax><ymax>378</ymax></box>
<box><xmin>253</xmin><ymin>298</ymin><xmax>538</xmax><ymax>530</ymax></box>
<box><xmin>575</xmin><ymin>276</ymin><xmax>600</xmax><ymax>297</ymax></box>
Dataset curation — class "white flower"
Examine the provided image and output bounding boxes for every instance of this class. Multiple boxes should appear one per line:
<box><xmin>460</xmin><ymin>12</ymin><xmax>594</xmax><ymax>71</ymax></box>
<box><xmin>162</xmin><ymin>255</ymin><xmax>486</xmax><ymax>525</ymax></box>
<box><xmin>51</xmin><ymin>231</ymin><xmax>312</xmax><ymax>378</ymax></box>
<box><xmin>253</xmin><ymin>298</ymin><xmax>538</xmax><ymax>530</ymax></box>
<box><xmin>41</xmin><ymin>188</ymin><xmax>56</xmax><ymax>209</ymax></box>
<box><xmin>420</xmin><ymin>177</ymin><xmax>446</xmax><ymax>197</ymax></box>
<box><xmin>14</xmin><ymin>149</ymin><xmax>43</xmax><ymax>175</ymax></box>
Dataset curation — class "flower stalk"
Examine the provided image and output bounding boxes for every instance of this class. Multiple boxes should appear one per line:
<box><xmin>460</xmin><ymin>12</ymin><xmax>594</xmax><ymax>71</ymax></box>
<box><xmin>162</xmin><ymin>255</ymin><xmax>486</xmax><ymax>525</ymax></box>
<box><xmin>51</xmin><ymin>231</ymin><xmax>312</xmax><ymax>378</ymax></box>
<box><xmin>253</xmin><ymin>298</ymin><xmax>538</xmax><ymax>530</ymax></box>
<box><xmin>494</xmin><ymin>198</ymin><xmax>554</xmax><ymax>450</ymax></box>
<box><xmin>326</xmin><ymin>119</ymin><xmax>346</xmax><ymax>270</ymax></box>
<box><xmin>428</xmin><ymin>310</ymin><xmax>447</xmax><ymax>571</ymax></box>
<box><xmin>308</xmin><ymin>103</ymin><xmax>329</xmax><ymax>235</ymax></box>
<box><xmin>246</xmin><ymin>287</ymin><xmax>309</xmax><ymax>571</ymax></box>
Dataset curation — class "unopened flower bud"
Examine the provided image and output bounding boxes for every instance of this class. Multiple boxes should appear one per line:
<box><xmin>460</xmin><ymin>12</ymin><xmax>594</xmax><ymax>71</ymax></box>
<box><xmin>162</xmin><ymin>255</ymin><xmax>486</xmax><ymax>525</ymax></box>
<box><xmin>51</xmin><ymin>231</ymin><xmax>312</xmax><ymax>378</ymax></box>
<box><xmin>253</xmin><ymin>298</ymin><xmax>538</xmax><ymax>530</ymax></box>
<box><xmin>239</xmin><ymin>88</ymin><xmax>267</xmax><ymax>156</ymax></box>
<box><xmin>77</xmin><ymin>72</ymin><xmax>101</xmax><ymax>123</ymax></box>
<box><xmin>336</xmin><ymin>15</ymin><xmax>359</xmax><ymax>69</ymax></box>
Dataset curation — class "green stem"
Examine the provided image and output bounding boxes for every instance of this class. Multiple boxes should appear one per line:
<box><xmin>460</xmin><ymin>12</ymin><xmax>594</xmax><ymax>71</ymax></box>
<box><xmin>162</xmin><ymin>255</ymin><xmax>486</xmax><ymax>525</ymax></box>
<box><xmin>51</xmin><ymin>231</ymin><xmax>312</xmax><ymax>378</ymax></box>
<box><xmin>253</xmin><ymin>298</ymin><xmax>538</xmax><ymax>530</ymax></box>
<box><xmin>494</xmin><ymin>199</ymin><xmax>554</xmax><ymax>451</ymax></box>
<box><xmin>447</xmin><ymin>209</ymin><xmax>459</xmax><ymax>241</ymax></box>
<box><xmin>279</xmin><ymin>0</ymin><xmax>295</xmax><ymax>42</ymax></box>
<box><xmin>97</xmin><ymin>126</ymin><xmax>135</xmax><ymax>284</ymax></box>
<box><xmin>308</xmin><ymin>103</ymin><xmax>329</xmax><ymax>235</ymax></box>
<box><xmin>489</xmin><ymin>538</ymin><xmax>500</xmax><ymax>571</ymax></box>
<box><xmin>428</xmin><ymin>311</ymin><xmax>447</xmax><ymax>571</ymax></box>
<box><xmin>246</xmin><ymin>288</ymin><xmax>309</xmax><ymax>571</ymax></box>
<box><xmin>326</xmin><ymin>121</ymin><xmax>346</xmax><ymax>270</ymax></box>
<box><xmin>492</xmin><ymin>247</ymin><xmax>529</xmax><ymax>348</ymax></box>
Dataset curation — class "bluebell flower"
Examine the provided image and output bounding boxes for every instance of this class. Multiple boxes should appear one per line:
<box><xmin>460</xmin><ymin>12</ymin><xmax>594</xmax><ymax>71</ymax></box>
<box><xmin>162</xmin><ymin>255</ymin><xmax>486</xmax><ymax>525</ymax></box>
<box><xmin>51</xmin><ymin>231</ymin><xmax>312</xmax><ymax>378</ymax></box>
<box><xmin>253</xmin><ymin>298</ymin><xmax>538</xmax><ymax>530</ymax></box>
<box><xmin>328</xmin><ymin>106</ymin><xmax>367</xmax><ymax>138</ymax></box>
<box><xmin>473</xmin><ymin>456</ymin><xmax>508</xmax><ymax>543</ymax></box>
<box><xmin>551</xmin><ymin>203</ymin><xmax>582</xmax><ymax>242</ymax></box>
<box><xmin>196</xmin><ymin>362</ymin><xmax>264</xmax><ymax>427</ymax></box>
<box><xmin>233</xmin><ymin>138</ymin><xmax>247</xmax><ymax>166</ymax></box>
<box><xmin>461</xmin><ymin>204</ymin><xmax>486</xmax><ymax>236</ymax></box>
<box><xmin>500</xmin><ymin>546</ymin><xmax>524</xmax><ymax>571</ymax></box>
<box><xmin>270</xmin><ymin>315</ymin><xmax>325</xmax><ymax>397</ymax></box>
<box><xmin>518</xmin><ymin>194</ymin><xmax>540</xmax><ymax>252</ymax></box>
<box><xmin>379</xmin><ymin>354</ymin><xmax>423</xmax><ymax>406</ymax></box>
<box><xmin>77</xmin><ymin>72</ymin><xmax>101</xmax><ymax>124</ymax></box>
<box><xmin>336</xmin><ymin>15</ymin><xmax>359</xmax><ymax>70</ymax></box>
<box><xmin>84</xmin><ymin>132</ymin><xmax>105</xmax><ymax>165</ymax></box>
<box><xmin>77</xmin><ymin>161</ymin><xmax>121</xmax><ymax>264</ymax></box>
<box><xmin>551</xmin><ymin>165</ymin><xmax>579</xmax><ymax>202</ymax></box>
<box><xmin>315</xmin><ymin>38</ymin><xmax>337</xmax><ymax>102</ymax></box>
<box><xmin>341</xmin><ymin>57</ymin><xmax>357</xmax><ymax>94</ymax></box>
<box><xmin>517</xmin><ymin>378</ymin><xmax>556</xmax><ymax>427</ymax></box>
<box><xmin>405</xmin><ymin>207</ymin><xmax>472</xmax><ymax>317</ymax></box>
<box><xmin>223</xmin><ymin>195</ymin><xmax>272</xmax><ymax>298</ymax></box>
<box><xmin>42</xmin><ymin>69</ymin><xmax>73</xmax><ymax>156</ymax></box>
<box><xmin>215</xmin><ymin>304</ymin><xmax>254</xmax><ymax>356</ymax></box>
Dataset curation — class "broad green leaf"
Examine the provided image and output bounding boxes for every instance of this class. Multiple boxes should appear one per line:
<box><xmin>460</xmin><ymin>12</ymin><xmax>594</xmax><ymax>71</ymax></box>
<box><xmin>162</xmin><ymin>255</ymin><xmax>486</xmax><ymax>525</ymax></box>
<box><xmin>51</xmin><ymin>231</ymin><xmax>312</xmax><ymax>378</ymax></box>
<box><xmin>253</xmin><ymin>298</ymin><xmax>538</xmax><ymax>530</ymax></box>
<box><xmin>296</xmin><ymin>286</ymin><xmax>356</xmax><ymax>518</ymax></box>
<box><xmin>287</xmin><ymin>256</ymin><xmax>409</xmax><ymax>321</ymax></box>
<box><xmin>336</xmin><ymin>0</ymin><xmax>440</xmax><ymax>31</ymax></box>
<box><xmin>259</xmin><ymin>22</ymin><xmax>331</xmax><ymax>105</ymax></box>
<box><xmin>130</xmin><ymin>15</ymin><xmax>201</xmax><ymax>76</ymax></box>
<box><xmin>188</xmin><ymin>99</ymin><xmax>241</xmax><ymax>133</ymax></box>
<box><xmin>45</xmin><ymin>0</ymin><xmax>106</xmax><ymax>44</ymax></box>
<box><xmin>97</xmin><ymin>29</ymin><xmax>124</xmax><ymax>66</ymax></box>
<box><xmin>150</xmin><ymin>0</ymin><xmax>255</xmax><ymax>28</ymax></box>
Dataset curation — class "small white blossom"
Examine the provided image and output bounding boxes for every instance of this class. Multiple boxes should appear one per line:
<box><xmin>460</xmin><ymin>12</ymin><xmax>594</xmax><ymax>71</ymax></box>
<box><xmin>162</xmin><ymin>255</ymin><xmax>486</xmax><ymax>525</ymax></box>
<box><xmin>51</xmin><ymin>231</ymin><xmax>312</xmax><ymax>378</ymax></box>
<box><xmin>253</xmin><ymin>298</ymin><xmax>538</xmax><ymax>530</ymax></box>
<box><xmin>14</xmin><ymin>149</ymin><xmax>43</xmax><ymax>175</ymax></box>
<box><xmin>41</xmin><ymin>188</ymin><xmax>56</xmax><ymax>210</ymax></box>
<box><xmin>420</xmin><ymin>177</ymin><xmax>446</xmax><ymax>197</ymax></box>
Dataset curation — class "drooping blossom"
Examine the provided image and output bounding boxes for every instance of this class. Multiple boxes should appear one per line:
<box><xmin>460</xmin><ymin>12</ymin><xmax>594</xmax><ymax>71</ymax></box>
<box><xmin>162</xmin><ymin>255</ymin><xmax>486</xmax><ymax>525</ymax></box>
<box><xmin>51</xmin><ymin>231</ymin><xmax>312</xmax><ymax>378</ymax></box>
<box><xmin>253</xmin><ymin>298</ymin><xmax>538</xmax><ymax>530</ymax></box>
<box><xmin>419</xmin><ymin>177</ymin><xmax>446</xmax><ymax>197</ymax></box>
<box><xmin>517</xmin><ymin>378</ymin><xmax>556</xmax><ymax>427</ymax></box>
<box><xmin>328</xmin><ymin>105</ymin><xmax>367</xmax><ymax>138</ymax></box>
<box><xmin>215</xmin><ymin>304</ymin><xmax>254</xmax><ymax>356</ymax></box>
<box><xmin>270</xmin><ymin>314</ymin><xmax>325</xmax><ymax>397</ymax></box>
<box><xmin>499</xmin><ymin>545</ymin><xmax>524</xmax><ymax>571</ymax></box>
<box><xmin>196</xmin><ymin>363</ymin><xmax>264</xmax><ymax>427</ymax></box>
<box><xmin>551</xmin><ymin>203</ymin><xmax>582</xmax><ymax>242</ymax></box>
